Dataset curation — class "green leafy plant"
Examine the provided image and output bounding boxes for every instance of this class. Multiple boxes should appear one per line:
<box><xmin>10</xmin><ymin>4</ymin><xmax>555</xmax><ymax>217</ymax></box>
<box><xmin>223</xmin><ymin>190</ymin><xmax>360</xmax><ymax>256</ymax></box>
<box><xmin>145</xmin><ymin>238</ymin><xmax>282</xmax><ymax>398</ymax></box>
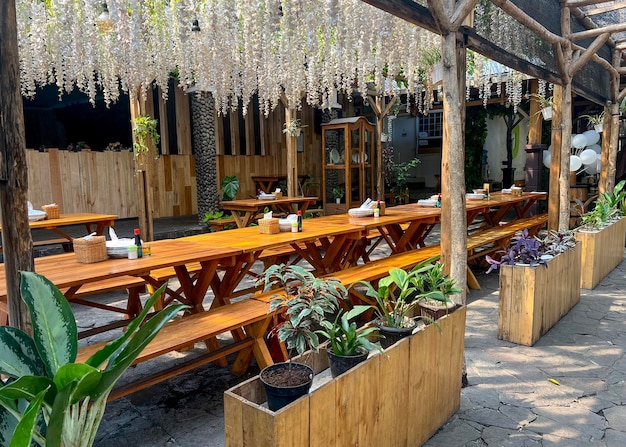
<box><xmin>0</xmin><ymin>272</ymin><xmax>186</xmax><ymax>447</ymax></box>
<box><xmin>354</xmin><ymin>258</ymin><xmax>454</xmax><ymax>329</ymax></box>
<box><xmin>540</xmin><ymin>230</ymin><xmax>577</xmax><ymax>256</ymax></box>
<box><xmin>389</xmin><ymin>158</ymin><xmax>420</xmax><ymax>204</ymax></box>
<box><xmin>317</xmin><ymin>305</ymin><xmax>381</xmax><ymax>356</ymax></box>
<box><xmin>259</xmin><ymin>265</ymin><xmax>347</xmax><ymax>356</ymax></box>
<box><xmin>220</xmin><ymin>175</ymin><xmax>240</xmax><ymax>202</ymax></box>
<box><xmin>332</xmin><ymin>187</ymin><xmax>344</xmax><ymax>200</ymax></box>
<box><xmin>599</xmin><ymin>179</ymin><xmax>626</xmax><ymax>213</ymax></box>
<box><xmin>282</xmin><ymin>119</ymin><xmax>307</xmax><ymax>137</ymax></box>
<box><xmin>579</xmin><ymin>112</ymin><xmax>605</xmax><ymax>128</ymax></box>
<box><xmin>530</xmin><ymin>93</ymin><xmax>554</xmax><ymax>110</ymax></box>
<box><xmin>132</xmin><ymin>116</ymin><xmax>160</xmax><ymax>171</ymax></box>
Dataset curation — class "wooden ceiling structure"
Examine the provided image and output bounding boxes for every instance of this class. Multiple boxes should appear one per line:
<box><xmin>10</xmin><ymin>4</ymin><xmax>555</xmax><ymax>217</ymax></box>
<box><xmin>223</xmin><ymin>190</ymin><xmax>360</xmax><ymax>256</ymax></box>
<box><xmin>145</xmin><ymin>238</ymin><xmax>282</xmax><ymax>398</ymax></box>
<box><xmin>359</xmin><ymin>0</ymin><xmax>626</xmax><ymax>301</ymax></box>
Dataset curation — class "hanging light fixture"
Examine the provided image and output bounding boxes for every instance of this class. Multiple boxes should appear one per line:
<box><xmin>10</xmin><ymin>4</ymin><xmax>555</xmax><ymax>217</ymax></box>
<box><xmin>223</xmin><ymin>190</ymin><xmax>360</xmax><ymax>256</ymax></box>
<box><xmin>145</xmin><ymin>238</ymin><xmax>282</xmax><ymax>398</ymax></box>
<box><xmin>191</xmin><ymin>19</ymin><xmax>200</xmax><ymax>32</ymax></box>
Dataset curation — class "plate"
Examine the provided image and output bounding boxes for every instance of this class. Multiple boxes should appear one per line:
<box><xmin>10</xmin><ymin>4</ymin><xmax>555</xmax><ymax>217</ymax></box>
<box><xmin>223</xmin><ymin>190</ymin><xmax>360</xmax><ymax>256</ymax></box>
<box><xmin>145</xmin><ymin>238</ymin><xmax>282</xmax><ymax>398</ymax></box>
<box><xmin>418</xmin><ymin>199</ymin><xmax>437</xmax><ymax>207</ymax></box>
<box><xmin>348</xmin><ymin>208</ymin><xmax>375</xmax><ymax>217</ymax></box>
<box><xmin>501</xmin><ymin>188</ymin><xmax>512</xmax><ymax>194</ymax></box>
<box><xmin>466</xmin><ymin>193</ymin><xmax>485</xmax><ymax>200</ymax></box>
<box><xmin>330</xmin><ymin>149</ymin><xmax>341</xmax><ymax>164</ymax></box>
<box><xmin>258</xmin><ymin>193</ymin><xmax>276</xmax><ymax>200</ymax></box>
<box><xmin>28</xmin><ymin>210</ymin><xmax>47</xmax><ymax>221</ymax></box>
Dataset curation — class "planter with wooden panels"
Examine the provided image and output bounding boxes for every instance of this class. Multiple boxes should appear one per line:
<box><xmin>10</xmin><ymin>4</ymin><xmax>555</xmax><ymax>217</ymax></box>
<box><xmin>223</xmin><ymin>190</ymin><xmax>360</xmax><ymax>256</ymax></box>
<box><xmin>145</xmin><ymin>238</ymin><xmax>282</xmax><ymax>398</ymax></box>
<box><xmin>224</xmin><ymin>306</ymin><xmax>466</xmax><ymax>447</ymax></box>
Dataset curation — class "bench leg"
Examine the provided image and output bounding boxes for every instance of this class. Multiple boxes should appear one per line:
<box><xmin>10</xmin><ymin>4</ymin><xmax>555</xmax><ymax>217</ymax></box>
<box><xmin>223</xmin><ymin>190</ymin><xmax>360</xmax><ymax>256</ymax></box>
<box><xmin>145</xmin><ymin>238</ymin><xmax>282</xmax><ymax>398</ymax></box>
<box><xmin>466</xmin><ymin>266</ymin><xmax>481</xmax><ymax>290</ymax></box>
<box><xmin>231</xmin><ymin>318</ymin><xmax>275</xmax><ymax>376</ymax></box>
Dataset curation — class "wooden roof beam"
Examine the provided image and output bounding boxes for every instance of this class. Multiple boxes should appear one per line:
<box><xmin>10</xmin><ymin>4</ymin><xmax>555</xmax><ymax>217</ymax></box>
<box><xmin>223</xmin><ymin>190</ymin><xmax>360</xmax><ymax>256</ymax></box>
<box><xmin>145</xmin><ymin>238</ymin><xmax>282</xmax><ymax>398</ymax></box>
<box><xmin>570</xmin><ymin>6</ymin><xmax>615</xmax><ymax>48</ymax></box>
<box><xmin>570</xmin><ymin>22</ymin><xmax>626</xmax><ymax>41</ymax></box>
<box><xmin>358</xmin><ymin>0</ymin><xmax>439</xmax><ymax>35</ymax></box>
<box><xmin>570</xmin><ymin>32</ymin><xmax>610</xmax><ymax>75</ymax></box>
<box><xmin>563</xmin><ymin>0</ymin><xmax>617</xmax><ymax>7</ymax></box>
<box><xmin>585</xmin><ymin>2</ymin><xmax>626</xmax><ymax>16</ymax></box>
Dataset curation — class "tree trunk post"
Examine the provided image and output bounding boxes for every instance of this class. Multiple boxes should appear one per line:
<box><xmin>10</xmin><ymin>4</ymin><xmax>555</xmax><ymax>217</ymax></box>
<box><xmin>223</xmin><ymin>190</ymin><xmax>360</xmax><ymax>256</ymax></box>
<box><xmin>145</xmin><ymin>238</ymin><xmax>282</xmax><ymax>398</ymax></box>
<box><xmin>284</xmin><ymin>107</ymin><xmax>299</xmax><ymax>198</ymax></box>
<box><xmin>440</xmin><ymin>30</ymin><xmax>468</xmax><ymax>305</ymax></box>
<box><xmin>130</xmin><ymin>90</ymin><xmax>156</xmax><ymax>242</ymax></box>
<box><xmin>0</xmin><ymin>0</ymin><xmax>34</xmax><ymax>331</ymax></box>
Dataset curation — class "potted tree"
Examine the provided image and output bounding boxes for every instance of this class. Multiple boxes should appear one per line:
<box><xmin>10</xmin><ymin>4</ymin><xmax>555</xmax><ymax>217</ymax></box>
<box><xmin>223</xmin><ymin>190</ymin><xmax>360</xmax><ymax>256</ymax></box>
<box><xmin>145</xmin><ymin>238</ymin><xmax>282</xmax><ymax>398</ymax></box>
<box><xmin>0</xmin><ymin>273</ymin><xmax>184</xmax><ymax>446</ymax></box>
<box><xmin>258</xmin><ymin>264</ymin><xmax>347</xmax><ymax>411</ymax></box>
<box><xmin>316</xmin><ymin>305</ymin><xmax>381</xmax><ymax>378</ymax></box>
<box><xmin>580</xmin><ymin>112</ymin><xmax>605</xmax><ymax>132</ymax></box>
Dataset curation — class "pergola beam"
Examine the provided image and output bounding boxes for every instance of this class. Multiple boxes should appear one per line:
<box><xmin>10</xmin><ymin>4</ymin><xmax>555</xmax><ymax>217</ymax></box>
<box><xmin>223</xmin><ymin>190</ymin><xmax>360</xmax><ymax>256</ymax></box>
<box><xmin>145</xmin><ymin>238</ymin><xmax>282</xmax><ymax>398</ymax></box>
<box><xmin>570</xmin><ymin>22</ymin><xmax>626</xmax><ymax>41</ymax></box>
<box><xmin>358</xmin><ymin>0</ymin><xmax>439</xmax><ymax>34</ymax></box>
<box><xmin>570</xmin><ymin>32</ymin><xmax>610</xmax><ymax>75</ymax></box>
<box><xmin>563</xmin><ymin>0</ymin><xmax>617</xmax><ymax>7</ymax></box>
<box><xmin>585</xmin><ymin>2</ymin><xmax>626</xmax><ymax>16</ymax></box>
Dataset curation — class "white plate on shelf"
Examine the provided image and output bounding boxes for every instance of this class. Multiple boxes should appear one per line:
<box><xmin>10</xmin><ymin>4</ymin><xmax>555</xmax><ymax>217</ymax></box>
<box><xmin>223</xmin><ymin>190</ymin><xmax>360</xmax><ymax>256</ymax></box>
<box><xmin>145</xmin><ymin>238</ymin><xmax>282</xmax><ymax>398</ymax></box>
<box><xmin>417</xmin><ymin>199</ymin><xmax>437</xmax><ymax>207</ymax></box>
<box><xmin>330</xmin><ymin>149</ymin><xmax>341</xmax><ymax>164</ymax></box>
<box><xmin>466</xmin><ymin>193</ymin><xmax>485</xmax><ymax>200</ymax></box>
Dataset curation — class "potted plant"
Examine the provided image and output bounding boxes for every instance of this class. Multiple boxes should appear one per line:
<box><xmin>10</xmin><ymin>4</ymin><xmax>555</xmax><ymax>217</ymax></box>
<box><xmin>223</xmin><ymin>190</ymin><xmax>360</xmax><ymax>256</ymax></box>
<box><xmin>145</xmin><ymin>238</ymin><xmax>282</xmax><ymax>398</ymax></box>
<box><xmin>0</xmin><ymin>272</ymin><xmax>184</xmax><ymax>446</ymax></box>
<box><xmin>414</xmin><ymin>261</ymin><xmax>463</xmax><ymax>323</ymax></box>
<box><xmin>316</xmin><ymin>305</ymin><xmax>381</xmax><ymax>378</ymax></box>
<box><xmin>575</xmin><ymin>182</ymin><xmax>626</xmax><ymax>288</ymax></box>
<box><xmin>258</xmin><ymin>264</ymin><xmax>347</xmax><ymax>411</ymax></box>
<box><xmin>390</xmin><ymin>158</ymin><xmax>420</xmax><ymax>204</ymax></box>
<box><xmin>332</xmin><ymin>187</ymin><xmax>344</xmax><ymax>204</ymax></box>
<box><xmin>486</xmin><ymin>228</ymin><xmax>548</xmax><ymax>272</ymax></box>
<box><xmin>530</xmin><ymin>94</ymin><xmax>554</xmax><ymax>121</ymax></box>
<box><xmin>354</xmin><ymin>259</ymin><xmax>457</xmax><ymax>348</ymax></box>
<box><xmin>132</xmin><ymin>115</ymin><xmax>160</xmax><ymax>171</ymax></box>
<box><xmin>487</xmin><ymin>229</ymin><xmax>581</xmax><ymax>346</ymax></box>
<box><xmin>282</xmin><ymin>118</ymin><xmax>307</xmax><ymax>137</ymax></box>
<box><xmin>580</xmin><ymin>112</ymin><xmax>605</xmax><ymax>132</ymax></box>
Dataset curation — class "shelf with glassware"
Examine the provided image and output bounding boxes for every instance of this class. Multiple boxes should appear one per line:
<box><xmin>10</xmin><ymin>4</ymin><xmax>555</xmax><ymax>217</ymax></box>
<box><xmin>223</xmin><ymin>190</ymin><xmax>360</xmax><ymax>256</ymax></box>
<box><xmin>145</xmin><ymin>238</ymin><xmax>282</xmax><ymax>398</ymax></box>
<box><xmin>322</xmin><ymin>117</ymin><xmax>375</xmax><ymax>215</ymax></box>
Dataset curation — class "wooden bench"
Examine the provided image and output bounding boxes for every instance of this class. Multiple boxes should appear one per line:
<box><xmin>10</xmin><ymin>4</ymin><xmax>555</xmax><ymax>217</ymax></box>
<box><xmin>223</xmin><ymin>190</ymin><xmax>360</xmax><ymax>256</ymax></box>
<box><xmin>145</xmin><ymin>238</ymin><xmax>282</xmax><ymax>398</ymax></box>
<box><xmin>0</xmin><ymin>276</ymin><xmax>146</xmax><ymax>335</ymax></box>
<box><xmin>76</xmin><ymin>298</ymin><xmax>274</xmax><ymax>401</ymax></box>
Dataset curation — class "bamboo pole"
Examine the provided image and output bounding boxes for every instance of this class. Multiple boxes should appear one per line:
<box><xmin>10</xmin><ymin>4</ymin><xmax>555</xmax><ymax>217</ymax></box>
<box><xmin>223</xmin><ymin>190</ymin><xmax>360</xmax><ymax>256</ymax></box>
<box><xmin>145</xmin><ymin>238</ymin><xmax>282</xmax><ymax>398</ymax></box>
<box><xmin>0</xmin><ymin>0</ymin><xmax>33</xmax><ymax>331</ymax></box>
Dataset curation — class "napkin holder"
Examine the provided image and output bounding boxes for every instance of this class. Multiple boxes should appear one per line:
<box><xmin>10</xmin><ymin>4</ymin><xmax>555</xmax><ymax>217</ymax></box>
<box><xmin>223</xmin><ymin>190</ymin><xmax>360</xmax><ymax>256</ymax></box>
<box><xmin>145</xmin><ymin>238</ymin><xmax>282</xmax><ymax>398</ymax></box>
<box><xmin>41</xmin><ymin>204</ymin><xmax>60</xmax><ymax>219</ymax></box>
<box><xmin>259</xmin><ymin>218</ymin><xmax>280</xmax><ymax>234</ymax></box>
<box><xmin>74</xmin><ymin>236</ymin><xmax>108</xmax><ymax>264</ymax></box>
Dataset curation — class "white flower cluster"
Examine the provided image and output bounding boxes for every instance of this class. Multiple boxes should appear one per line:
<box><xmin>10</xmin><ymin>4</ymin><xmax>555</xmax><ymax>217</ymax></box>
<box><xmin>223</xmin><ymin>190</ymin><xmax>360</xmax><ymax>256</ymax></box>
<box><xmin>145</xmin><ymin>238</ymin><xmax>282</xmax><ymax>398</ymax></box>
<box><xmin>15</xmin><ymin>0</ymin><xmax>440</xmax><ymax>115</ymax></box>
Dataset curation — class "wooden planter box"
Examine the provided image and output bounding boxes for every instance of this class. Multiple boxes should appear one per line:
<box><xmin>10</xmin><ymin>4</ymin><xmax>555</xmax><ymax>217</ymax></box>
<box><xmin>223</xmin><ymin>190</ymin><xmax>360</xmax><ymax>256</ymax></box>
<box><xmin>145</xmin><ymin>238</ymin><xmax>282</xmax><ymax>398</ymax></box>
<box><xmin>498</xmin><ymin>245</ymin><xmax>581</xmax><ymax>346</ymax></box>
<box><xmin>224</xmin><ymin>307</ymin><xmax>466</xmax><ymax>447</ymax></box>
<box><xmin>575</xmin><ymin>218</ymin><xmax>626</xmax><ymax>289</ymax></box>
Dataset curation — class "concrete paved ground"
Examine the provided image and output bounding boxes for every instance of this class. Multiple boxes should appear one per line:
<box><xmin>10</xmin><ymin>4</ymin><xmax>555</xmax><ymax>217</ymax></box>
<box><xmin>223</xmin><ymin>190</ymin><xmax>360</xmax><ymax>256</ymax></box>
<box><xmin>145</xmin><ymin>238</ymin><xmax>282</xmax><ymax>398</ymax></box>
<box><xmin>64</xmin><ymin>218</ymin><xmax>626</xmax><ymax>446</ymax></box>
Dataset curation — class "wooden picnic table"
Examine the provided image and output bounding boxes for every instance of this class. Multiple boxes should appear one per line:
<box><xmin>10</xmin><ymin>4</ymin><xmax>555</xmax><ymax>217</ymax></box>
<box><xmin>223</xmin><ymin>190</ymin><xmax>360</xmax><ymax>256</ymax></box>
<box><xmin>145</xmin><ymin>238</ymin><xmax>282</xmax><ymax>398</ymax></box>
<box><xmin>181</xmin><ymin>221</ymin><xmax>364</xmax><ymax>303</ymax></box>
<box><xmin>251</xmin><ymin>175</ymin><xmax>310</xmax><ymax>194</ymax></box>
<box><xmin>1</xmin><ymin>212</ymin><xmax>118</xmax><ymax>251</ymax></box>
<box><xmin>220</xmin><ymin>196</ymin><xmax>318</xmax><ymax>228</ymax></box>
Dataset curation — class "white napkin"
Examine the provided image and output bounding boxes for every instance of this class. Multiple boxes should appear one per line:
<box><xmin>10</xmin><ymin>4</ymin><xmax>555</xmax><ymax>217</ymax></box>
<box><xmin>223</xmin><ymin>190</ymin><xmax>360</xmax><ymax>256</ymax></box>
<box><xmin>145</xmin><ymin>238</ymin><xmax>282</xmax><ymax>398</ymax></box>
<box><xmin>360</xmin><ymin>198</ymin><xmax>373</xmax><ymax>209</ymax></box>
<box><xmin>264</xmin><ymin>211</ymin><xmax>273</xmax><ymax>219</ymax></box>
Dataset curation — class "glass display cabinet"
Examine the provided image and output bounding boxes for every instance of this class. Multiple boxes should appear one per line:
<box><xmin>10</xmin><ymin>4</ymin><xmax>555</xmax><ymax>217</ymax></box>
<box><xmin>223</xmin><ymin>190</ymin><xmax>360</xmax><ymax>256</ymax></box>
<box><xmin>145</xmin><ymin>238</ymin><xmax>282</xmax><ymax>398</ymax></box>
<box><xmin>321</xmin><ymin>117</ymin><xmax>375</xmax><ymax>215</ymax></box>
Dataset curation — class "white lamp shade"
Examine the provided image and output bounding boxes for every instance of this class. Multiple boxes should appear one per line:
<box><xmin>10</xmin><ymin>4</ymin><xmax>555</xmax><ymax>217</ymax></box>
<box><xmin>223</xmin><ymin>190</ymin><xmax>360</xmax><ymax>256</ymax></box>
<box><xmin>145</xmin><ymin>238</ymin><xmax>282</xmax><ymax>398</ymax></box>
<box><xmin>572</xmin><ymin>134</ymin><xmax>588</xmax><ymax>149</ymax></box>
<box><xmin>570</xmin><ymin>155</ymin><xmax>582</xmax><ymax>171</ymax></box>
<box><xmin>543</xmin><ymin>151</ymin><xmax>551</xmax><ymax>168</ymax></box>
<box><xmin>582</xmin><ymin>129</ymin><xmax>600</xmax><ymax>146</ymax></box>
<box><xmin>580</xmin><ymin>149</ymin><xmax>597</xmax><ymax>165</ymax></box>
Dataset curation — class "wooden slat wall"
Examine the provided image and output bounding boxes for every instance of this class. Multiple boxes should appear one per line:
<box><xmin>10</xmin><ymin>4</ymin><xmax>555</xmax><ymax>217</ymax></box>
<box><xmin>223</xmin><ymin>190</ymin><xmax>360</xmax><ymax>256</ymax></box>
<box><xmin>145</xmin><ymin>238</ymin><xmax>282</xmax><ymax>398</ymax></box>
<box><xmin>26</xmin><ymin>149</ymin><xmax>197</xmax><ymax>218</ymax></box>
<box><xmin>217</xmin><ymin>104</ymin><xmax>323</xmax><ymax>199</ymax></box>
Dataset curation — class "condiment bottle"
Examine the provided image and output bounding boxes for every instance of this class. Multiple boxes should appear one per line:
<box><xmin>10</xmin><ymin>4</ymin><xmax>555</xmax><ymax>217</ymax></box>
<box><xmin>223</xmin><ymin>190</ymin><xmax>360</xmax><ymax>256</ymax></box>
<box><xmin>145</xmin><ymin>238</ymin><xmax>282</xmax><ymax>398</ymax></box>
<box><xmin>374</xmin><ymin>200</ymin><xmax>380</xmax><ymax>218</ymax></box>
<box><xmin>297</xmin><ymin>211</ymin><xmax>303</xmax><ymax>232</ymax></box>
<box><xmin>436</xmin><ymin>193</ymin><xmax>442</xmax><ymax>208</ymax></box>
<box><xmin>134</xmin><ymin>228</ymin><xmax>143</xmax><ymax>258</ymax></box>
<box><xmin>127</xmin><ymin>245</ymin><xmax>138</xmax><ymax>260</ymax></box>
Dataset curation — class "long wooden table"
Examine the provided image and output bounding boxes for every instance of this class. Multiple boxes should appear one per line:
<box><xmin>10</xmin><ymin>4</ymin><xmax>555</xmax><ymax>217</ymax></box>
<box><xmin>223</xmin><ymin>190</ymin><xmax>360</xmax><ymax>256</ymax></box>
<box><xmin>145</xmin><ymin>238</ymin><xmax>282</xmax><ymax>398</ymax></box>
<box><xmin>0</xmin><ymin>213</ymin><xmax>118</xmax><ymax>252</ymax></box>
<box><xmin>181</xmin><ymin>221</ymin><xmax>364</xmax><ymax>304</ymax></box>
<box><xmin>220</xmin><ymin>196</ymin><xmax>318</xmax><ymax>228</ymax></box>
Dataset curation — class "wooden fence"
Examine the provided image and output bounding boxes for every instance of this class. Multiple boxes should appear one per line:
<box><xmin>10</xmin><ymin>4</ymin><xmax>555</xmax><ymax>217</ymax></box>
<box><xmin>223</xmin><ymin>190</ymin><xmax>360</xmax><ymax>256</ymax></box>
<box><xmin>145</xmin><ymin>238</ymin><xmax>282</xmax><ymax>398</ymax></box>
<box><xmin>26</xmin><ymin>149</ymin><xmax>197</xmax><ymax>219</ymax></box>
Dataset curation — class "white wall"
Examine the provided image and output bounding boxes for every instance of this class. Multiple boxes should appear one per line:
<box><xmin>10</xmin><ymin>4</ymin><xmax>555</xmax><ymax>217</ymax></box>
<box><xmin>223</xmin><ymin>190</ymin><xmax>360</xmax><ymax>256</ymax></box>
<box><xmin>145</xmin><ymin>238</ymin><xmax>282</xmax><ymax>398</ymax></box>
<box><xmin>484</xmin><ymin>115</ymin><xmax>530</xmax><ymax>185</ymax></box>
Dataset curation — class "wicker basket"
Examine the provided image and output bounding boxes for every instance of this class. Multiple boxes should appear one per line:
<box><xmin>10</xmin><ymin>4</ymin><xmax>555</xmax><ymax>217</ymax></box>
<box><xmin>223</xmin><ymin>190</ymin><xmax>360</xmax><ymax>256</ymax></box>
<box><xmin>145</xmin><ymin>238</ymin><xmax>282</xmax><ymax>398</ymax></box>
<box><xmin>41</xmin><ymin>204</ymin><xmax>60</xmax><ymax>219</ymax></box>
<box><xmin>74</xmin><ymin>236</ymin><xmax>108</xmax><ymax>264</ymax></box>
<box><xmin>259</xmin><ymin>218</ymin><xmax>280</xmax><ymax>234</ymax></box>
<box><xmin>274</xmin><ymin>191</ymin><xmax>283</xmax><ymax>199</ymax></box>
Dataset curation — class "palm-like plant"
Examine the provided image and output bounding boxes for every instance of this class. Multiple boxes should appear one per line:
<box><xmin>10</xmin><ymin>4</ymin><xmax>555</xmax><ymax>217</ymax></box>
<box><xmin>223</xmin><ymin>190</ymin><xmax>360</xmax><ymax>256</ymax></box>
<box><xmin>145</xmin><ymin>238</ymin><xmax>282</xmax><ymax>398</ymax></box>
<box><xmin>0</xmin><ymin>272</ymin><xmax>186</xmax><ymax>447</ymax></box>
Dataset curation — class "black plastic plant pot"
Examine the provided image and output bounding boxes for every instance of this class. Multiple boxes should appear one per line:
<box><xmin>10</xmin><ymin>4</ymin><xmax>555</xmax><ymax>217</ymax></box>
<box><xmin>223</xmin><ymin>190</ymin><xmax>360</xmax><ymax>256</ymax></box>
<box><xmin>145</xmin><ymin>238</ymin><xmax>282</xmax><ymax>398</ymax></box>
<box><xmin>375</xmin><ymin>319</ymin><xmax>417</xmax><ymax>349</ymax></box>
<box><xmin>259</xmin><ymin>362</ymin><xmax>314</xmax><ymax>411</ymax></box>
<box><xmin>326</xmin><ymin>347</ymin><xmax>369</xmax><ymax>378</ymax></box>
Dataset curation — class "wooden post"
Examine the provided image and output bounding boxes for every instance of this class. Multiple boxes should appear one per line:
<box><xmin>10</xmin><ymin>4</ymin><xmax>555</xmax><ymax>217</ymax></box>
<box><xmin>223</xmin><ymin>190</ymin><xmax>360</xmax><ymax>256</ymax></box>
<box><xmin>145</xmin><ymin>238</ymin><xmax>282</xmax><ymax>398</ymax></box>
<box><xmin>600</xmin><ymin>102</ymin><xmax>619</xmax><ymax>193</ymax></box>
<box><xmin>369</xmin><ymin>94</ymin><xmax>398</xmax><ymax>201</ymax></box>
<box><xmin>0</xmin><ymin>0</ymin><xmax>34</xmax><ymax>331</ymax></box>
<box><xmin>439</xmin><ymin>31</ymin><xmax>468</xmax><ymax>304</ymax></box>
<box><xmin>527</xmin><ymin>80</ymin><xmax>543</xmax><ymax>145</ymax></box>
<box><xmin>284</xmin><ymin>107</ymin><xmax>299</xmax><ymax>198</ymax></box>
<box><xmin>130</xmin><ymin>90</ymin><xmax>156</xmax><ymax>242</ymax></box>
